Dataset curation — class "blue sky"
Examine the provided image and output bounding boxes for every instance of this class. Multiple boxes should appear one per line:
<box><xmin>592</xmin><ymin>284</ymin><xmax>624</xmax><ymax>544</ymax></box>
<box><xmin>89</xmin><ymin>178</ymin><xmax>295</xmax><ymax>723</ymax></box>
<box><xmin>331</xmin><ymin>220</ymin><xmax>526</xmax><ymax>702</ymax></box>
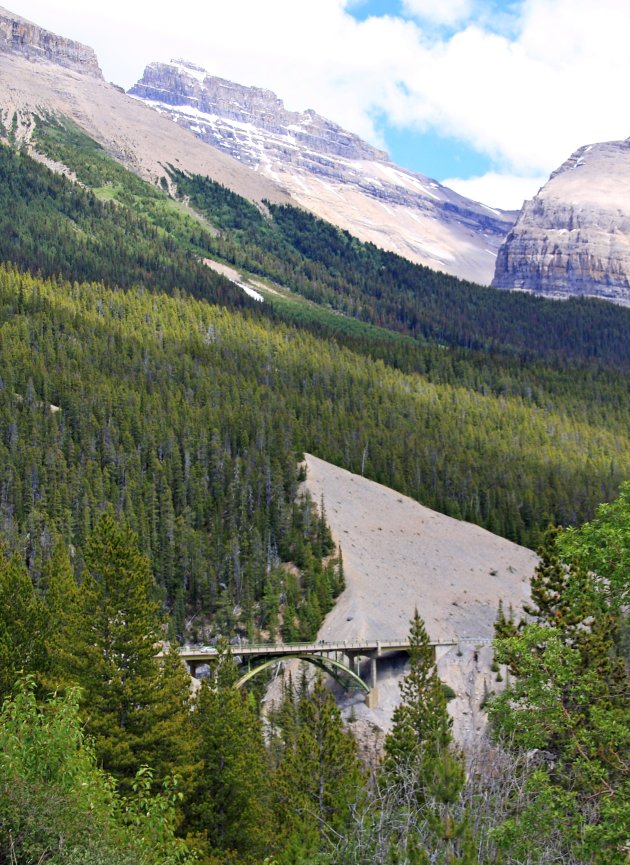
<box><xmin>12</xmin><ymin>0</ymin><xmax>630</xmax><ymax>210</ymax></box>
<box><xmin>343</xmin><ymin>0</ymin><xmax>525</xmax><ymax>200</ymax></box>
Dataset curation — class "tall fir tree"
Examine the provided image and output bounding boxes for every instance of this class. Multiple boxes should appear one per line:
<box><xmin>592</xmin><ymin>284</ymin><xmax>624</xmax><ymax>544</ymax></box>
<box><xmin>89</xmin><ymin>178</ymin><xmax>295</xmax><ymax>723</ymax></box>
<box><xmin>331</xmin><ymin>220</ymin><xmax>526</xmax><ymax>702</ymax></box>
<box><xmin>274</xmin><ymin>673</ymin><xmax>364</xmax><ymax>863</ymax></box>
<box><xmin>41</xmin><ymin>541</ymin><xmax>81</xmax><ymax>691</ymax></box>
<box><xmin>491</xmin><ymin>528</ymin><xmax>630</xmax><ymax>864</ymax></box>
<box><xmin>384</xmin><ymin>609</ymin><xmax>451</xmax><ymax>774</ymax></box>
<box><xmin>383</xmin><ymin>610</ymin><xmax>485</xmax><ymax>864</ymax></box>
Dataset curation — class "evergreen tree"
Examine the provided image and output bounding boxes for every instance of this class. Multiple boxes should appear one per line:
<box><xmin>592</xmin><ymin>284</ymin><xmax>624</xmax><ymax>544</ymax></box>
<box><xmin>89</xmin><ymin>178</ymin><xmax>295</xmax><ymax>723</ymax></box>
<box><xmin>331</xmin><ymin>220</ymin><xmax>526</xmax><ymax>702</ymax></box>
<box><xmin>0</xmin><ymin>549</ymin><xmax>47</xmax><ymax>700</ymax></box>
<box><xmin>383</xmin><ymin>611</ymin><xmax>484</xmax><ymax>864</ymax></box>
<box><xmin>491</xmin><ymin>529</ymin><xmax>630</xmax><ymax>864</ymax></box>
<box><xmin>71</xmin><ymin>513</ymin><xmax>162</xmax><ymax>782</ymax></box>
<box><xmin>146</xmin><ymin>643</ymin><xmax>200</xmax><ymax>802</ymax></box>
<box><xmin>41</xmin><ymin>541</ymin><xmax>81</xmax><ymax>690</ymax></box>
<box><xmin>49</xmin><ymin>513</ymin><xmax>193</xmax><ymax>793</ymax></box>
<box><xmin>189</xmin><ymin>643</ymin><xmax>272</xmax><ymax>863</ymax></box>
<box><xmin>274</xmin><ymin>674</ymin><xmax>364</xmax><ymax>863</ymax></box>
<box><xmin>384</xmin><ymin>609</ymin><xmax>451</xmax><ymax>774</ymax></box>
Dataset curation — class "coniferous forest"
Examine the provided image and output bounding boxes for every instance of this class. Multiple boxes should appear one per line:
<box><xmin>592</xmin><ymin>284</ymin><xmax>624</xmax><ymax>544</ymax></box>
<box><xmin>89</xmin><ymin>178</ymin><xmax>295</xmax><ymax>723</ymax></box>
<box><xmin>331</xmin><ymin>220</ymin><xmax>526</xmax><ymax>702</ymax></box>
<box><xmin>0</xmin><ymin>117</ymin><xmax>628</xmax><ymax>864</ymax></box>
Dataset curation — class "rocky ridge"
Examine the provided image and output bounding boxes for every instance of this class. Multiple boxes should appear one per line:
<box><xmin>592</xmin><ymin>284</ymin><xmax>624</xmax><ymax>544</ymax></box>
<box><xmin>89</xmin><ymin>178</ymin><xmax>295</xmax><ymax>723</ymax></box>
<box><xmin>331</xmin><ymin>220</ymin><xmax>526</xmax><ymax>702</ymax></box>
<box><xmin>0</xmin><ymin>9</ymin><xmax>288</xmax><ymax>207</ymax></box>
<box><xmin>0</xmin><ymin>6</ymin><xmax>102</xmax><ymax>78</ymax></box>
<box><xmin>492</xmin><ymin>139</ymin><xmax>630</xmax><ymax>306</ymax></box>
<box><xmin>129</xmin><ymin>60</ymin><xmax>516</xmax><ymax>285</ymax></box>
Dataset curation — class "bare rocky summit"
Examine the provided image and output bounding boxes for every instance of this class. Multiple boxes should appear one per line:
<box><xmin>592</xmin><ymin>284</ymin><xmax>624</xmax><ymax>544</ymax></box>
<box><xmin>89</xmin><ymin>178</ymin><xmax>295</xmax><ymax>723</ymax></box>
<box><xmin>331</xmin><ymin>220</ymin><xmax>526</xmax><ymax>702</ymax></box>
<box><xmin>0</xmin><ymin>6</ymin><xmax>102</xmax><ymax>77</ymax></box>
<box><xmin>130</xmin><ymin>60</ymin><xmax>516</xmax><ymax>285</ymax></box>
<box><xmin>492</xmin><ymin>139</ymin><xmax>630</xmax><ymax>306</ymax></box>
<box><xmin>130</xmin><ymin>61</ymin><xmax>384</xmax><ymax>165</ymax></box>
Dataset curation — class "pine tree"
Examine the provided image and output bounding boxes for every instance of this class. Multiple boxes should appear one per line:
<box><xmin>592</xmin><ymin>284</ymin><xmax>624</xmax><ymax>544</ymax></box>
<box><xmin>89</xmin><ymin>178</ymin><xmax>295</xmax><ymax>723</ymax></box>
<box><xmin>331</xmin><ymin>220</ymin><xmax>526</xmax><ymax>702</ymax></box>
<box><xmin>71</xmin><ymin>513</ymin><xmax>162</xmax><ymax>782</ymax></box>
<box><xmin>48</xmin><ymin>513</ymin><xmax>193</xmax><ymax>793</ymax></box>
<box><xmin>41</xmin><ymin>541</ymin><xmax>81</xmax><ymax>690</ymax></box>
<box><xmin>145</xmin><ymin>643</ymin><xmax>200</xmax><ymax>801</ymax></box>
<box><xmin>275</xmin><ymin>674</ymin><xmax>364</xmax><ymax>860</ymax></box>
<box><xmin>383</xmin><ymin>610</ymin><xmax>484</xmax><ymax>864</ymax></box>
<box><xmin>491</xmin><ymin>528</ymin><xmax>630</xmax><ymax>864</ymax></box>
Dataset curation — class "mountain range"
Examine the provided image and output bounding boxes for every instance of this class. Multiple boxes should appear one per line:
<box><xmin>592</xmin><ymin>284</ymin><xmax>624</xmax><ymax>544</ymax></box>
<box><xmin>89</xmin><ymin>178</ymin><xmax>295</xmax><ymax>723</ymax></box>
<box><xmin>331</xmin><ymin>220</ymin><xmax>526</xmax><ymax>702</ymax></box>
<box><xmin>128</xmin><ymin>59</ymin><xmax>515</xmax><ymax>285</ymax></box>
<box><xmin>3</xmin><ymin>5</ymin><xmax>630</xmax><ymax>304</ymax></box>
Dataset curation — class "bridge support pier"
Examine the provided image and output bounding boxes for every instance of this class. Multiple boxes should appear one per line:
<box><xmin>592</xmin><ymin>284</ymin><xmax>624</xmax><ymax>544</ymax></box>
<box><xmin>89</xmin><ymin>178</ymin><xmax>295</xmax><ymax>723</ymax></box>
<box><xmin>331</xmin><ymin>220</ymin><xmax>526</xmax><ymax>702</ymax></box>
<box><xmin>370</xmin><ymin>653</ymin><xmax>378</xmax><ymax>690</ymax></box>
<box><xmin>346</xmin><ymin>652</ymin><xmax>358</xmax><ymax>674</ymax></box>
<box><xmin>365</xmin><ymin>651</ymin><xmax>379</xmax><ymax>708</ymax></box>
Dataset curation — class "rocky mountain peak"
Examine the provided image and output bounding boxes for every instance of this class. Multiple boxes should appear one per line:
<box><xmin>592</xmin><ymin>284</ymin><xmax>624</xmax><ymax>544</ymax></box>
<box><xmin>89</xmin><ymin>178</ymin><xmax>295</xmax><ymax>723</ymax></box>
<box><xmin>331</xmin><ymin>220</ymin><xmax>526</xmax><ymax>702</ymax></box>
<box><xmin>0</xmin><ymin>6</ymin><xmax>102</xmax><ymax>78</ymax></box>
<box><xmin>129</xmin><ymin>60</ymin><xmax>387</xmax><ymax>163</ymax></box>
<box><xmin>492</xmin><ymin>138</ymin><xmax>630</xmax><ymax>306</ymax></box>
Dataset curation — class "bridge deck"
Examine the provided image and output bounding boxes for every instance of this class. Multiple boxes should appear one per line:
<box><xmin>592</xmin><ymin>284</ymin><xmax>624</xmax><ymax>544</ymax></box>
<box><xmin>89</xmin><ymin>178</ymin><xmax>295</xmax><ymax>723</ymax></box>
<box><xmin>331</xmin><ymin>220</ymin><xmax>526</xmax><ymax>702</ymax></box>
<box><xmin>179</xmin><ymin>636</ymin><xmax>489</xmax><ymax>664</ymax></box>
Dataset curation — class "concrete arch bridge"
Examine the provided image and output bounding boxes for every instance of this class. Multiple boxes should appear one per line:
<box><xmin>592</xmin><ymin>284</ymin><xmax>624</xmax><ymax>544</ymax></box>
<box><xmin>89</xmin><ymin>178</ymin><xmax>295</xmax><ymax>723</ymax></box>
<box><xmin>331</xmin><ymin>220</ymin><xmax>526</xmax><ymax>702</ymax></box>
<box><xmin>179</xmin><ymin>637</ymin><xmax>489</xmax><ymax>708</ymax></box>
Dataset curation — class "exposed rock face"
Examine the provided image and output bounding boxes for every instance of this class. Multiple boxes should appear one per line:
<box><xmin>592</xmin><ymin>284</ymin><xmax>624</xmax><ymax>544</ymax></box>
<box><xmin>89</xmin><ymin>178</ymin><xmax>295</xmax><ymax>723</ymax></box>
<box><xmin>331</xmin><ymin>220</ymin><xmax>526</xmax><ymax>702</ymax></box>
<box><xmin>131</xmin><ymin>61</ymin><xmax>384</xmax><ymax>165</ymax></box>
<box><xmin>492</xmin><ymin>140</ymin><xmax>630</xmax><ymax>306</ymax></box>
<box><xmin>130</xmin><ymin>60</ymin><xmax>516</xmax><ymax>285</ymax></box>
<box><xmin>0</xmin><ymin>6</ymin><xmax>102</xmax><ymax>78</ymax></box>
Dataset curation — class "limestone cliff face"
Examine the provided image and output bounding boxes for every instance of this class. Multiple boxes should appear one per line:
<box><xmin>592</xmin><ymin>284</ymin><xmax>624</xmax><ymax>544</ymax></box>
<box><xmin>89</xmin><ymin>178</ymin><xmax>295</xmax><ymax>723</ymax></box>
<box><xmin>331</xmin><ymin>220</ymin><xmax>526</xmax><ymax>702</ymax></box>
<box><xmin>130</xmin><ymin>60</ymin><xmax>516</xmax><ymax>285</ymax></box>
<box><xmin>0</xmin><ymin>6</ymin><xmax>102</xmax><ymax>78</ymax></box>
<box><xmin>130</xmin><ymin>61</ymin><xmax>384</xmax><ymax>165</ymax></box>
<box><xmin>492</xmin><ymin>140</ymin><xmax>630</xmax><ymax>306</ymax></box>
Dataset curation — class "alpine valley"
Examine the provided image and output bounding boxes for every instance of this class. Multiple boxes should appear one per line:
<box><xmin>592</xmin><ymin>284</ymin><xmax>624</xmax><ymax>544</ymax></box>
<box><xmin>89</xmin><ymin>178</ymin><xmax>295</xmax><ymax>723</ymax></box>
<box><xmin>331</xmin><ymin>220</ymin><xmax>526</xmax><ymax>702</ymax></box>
<box><xmin>0</xmin><ymin>6</ymin><xmax>628</xmax><ymax>865</ymax></box>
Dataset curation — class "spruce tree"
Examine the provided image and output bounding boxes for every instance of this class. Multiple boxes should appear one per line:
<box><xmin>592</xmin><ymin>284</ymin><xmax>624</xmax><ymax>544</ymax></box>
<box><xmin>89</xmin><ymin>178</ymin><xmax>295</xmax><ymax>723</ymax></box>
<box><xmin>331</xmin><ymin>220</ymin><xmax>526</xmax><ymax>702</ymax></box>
<box><xmin>383</xmin><ymin>610</ymin><xmax>484</xmax><ymax>864</ymax></box>
<box><xmin>190</xmin><ymin>643</ymin><xmax>272</xmax><ymax>863</ymax></box>
<box><xmin>491</xmin><ymin>528</ymin><xmax>630</xmax><ymax>864</ymax></box>
<box><xmin>274</xmin><ymin>674</ymin><xmax>364</xmax><ymax>862</ymax></box>
<box><xmin>42</xmin><ymin>542</ymin><xmax>81</xmax><ymax>690</ymax></box>
<box><xmin>384</xmin><ymin>609</ymin><xmax>451</xmax><ymax>774</ymax></box>
<box><xmin>48</xmin><ymin>513</ymin><xmax>193</xmax><ymax>793</ymax></box>
<box><xmin>71</xmin><ymin>513</ymin><xmax>162</xmax><ymax>782</ymax></box>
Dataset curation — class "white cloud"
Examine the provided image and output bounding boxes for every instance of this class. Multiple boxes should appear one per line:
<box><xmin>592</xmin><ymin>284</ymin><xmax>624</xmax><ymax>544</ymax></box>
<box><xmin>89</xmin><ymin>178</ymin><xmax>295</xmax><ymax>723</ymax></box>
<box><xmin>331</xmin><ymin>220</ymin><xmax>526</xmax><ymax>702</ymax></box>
<box><xmin>402</xmin><ymin>0</ymin><xmax>474</xmax><ymax>27</ymax></box>
<box><xmin>13</xmin><ymin>0</ymin><xmax>630</xmax><ymax>209</ymax></box>
<box><xmin>442</xmin><ymin>172</ymin><xmax>548</xmax><ymax>210</ymax></box>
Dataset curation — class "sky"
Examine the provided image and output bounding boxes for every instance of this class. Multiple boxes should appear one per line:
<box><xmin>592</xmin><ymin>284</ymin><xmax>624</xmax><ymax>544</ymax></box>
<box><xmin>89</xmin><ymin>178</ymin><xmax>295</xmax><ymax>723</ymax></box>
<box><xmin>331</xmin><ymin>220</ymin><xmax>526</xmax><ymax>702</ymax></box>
<box><xmin>10</xmin><ymin>0</ymin><xmax>630</xmax><ymax>209</ymax></box>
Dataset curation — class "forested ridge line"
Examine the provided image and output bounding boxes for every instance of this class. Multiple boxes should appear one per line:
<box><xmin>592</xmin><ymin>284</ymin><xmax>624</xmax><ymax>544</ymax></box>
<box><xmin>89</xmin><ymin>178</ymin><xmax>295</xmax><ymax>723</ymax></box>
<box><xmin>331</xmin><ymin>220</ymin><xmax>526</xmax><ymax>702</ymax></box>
<box><xmin>1</xmin><ymin>124</ymin><xmax>629</xmax><ymax>436</ymax></box>
<box><xmin>20</xmin><ymin>114</ymin><xmax>630</xmax><ymax>371</ymax></box>
<box><xmin>170</xmin><ymin>167</ymin><xmax>630</xmax><ymax>368</ymax></box>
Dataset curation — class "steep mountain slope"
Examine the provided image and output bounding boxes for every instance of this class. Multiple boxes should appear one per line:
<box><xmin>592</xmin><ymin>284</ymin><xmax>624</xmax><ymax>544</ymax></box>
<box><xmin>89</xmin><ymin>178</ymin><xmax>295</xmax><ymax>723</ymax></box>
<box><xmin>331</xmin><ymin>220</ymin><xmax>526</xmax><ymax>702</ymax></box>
<box><xmin>303</xmin><ymin>453</ymin><xmax>537</xmax><ymax>743</ymax></box>
<box><xmin>129</xmin><ymin>60</ymin><xmax>516</xmax><ymax>284</ymax></box>
<box><xmin>0</xmin><ymin>5</ymin><xmax>101</xmax><ymax>76</ymax></box>
<box><xmin>0</xmin><ymin>6</ymin><xmax>288</xmax><ymax>205</ymax></box>
<box><xmin>492</xmin><ymin>139</ymin><xmax>630</xmax><ymax>306</ymax></box>
<box><xmin>304</xmin><ymin>454</ymin><xmax>535</xmax><ymax>644</ymax></box>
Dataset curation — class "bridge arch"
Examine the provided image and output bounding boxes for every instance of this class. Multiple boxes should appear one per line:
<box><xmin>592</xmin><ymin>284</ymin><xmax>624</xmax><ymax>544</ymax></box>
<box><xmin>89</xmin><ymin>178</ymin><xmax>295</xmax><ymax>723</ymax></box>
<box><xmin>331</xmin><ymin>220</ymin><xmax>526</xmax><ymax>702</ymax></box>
<box><xmin>236</xmin><ymin>653</ymin><xmax>370</xmax><ymax>695</ymax></box>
